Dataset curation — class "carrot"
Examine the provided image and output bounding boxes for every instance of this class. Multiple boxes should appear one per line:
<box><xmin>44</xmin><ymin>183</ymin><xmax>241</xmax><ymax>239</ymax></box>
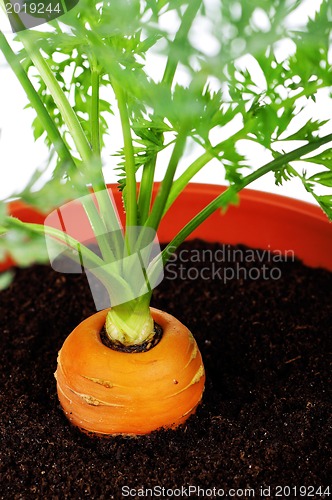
<box><xmin>55</xmin><ymin>307</ymin><xmax>205</xmax><ymax>436</ymax></box>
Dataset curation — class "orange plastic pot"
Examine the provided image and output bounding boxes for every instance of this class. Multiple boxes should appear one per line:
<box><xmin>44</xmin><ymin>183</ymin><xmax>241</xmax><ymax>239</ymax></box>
<box><xmin>2</xmin><ymin>184</ymin><xmax>331</xmax><ymax>271</ymax></box>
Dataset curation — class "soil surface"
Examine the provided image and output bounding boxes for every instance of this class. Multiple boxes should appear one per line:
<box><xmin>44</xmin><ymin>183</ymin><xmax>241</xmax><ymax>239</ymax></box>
<box><xmin>0</xmin><ymin>240</ymin><xmax>331</xmax><ymax>499</ymax></box>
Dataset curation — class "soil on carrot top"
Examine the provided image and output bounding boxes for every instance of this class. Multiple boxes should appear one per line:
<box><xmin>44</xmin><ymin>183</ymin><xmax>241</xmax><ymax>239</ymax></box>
<box><xmin>0</xmin><ymin>239</ymin><xmax>331</xmax><ymax>499</ymax></box>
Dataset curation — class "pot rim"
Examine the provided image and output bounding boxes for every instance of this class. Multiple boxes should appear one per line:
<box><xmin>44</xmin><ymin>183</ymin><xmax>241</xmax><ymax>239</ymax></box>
<box><xmin>6</xmin><ymin>182</ymin><xmax>328</xmax><ymax>223</ymax></box>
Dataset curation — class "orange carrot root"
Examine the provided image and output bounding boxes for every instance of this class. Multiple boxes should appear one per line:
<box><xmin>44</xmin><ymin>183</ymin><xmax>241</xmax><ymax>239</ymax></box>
<box><xmin>55</xmin><ymin>308</ymin><xmax>205</xmax><ymax>436</ymax></box>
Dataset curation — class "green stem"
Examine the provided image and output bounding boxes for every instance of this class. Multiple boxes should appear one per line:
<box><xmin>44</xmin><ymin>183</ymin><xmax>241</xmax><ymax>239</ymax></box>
<box><xmin>19</xmin><ymin>32</ymin><xmax>92</xmax><ymax>164</ymax></box>
<box><xmin>159</xmin><ymin>132</ymin><xmax>332</xmax><ymax>264</ymax></box>
<box><xmin>162</xmin><ymin>0</ymin><xmax>202</xmax><ymax>86</ymax></box>
<box><xmin>166</xmin><ymin>150</ymin><xmax>212</xmax><ymax>211</ymax></box>
<box><xmin>112</xmin><ymin>81</ymin><xmax>138</xmax><ymax>234</ymax></box>
<box><xmin>146</xmin><ymin>129</ymin><xmax>188</xmax><ymax>232</ymax></box>
<box><xmin>91</xmin><ymin>68</ymin><xmax>101</xmax><ymax>156</ymax></box>
<box><xmin>138</xmin><ymin>155</ymin><xmax>157</xmax><ymax>224</ymax></box>
<box><xmin>6</xmin><ymin>217</ymin><xmax>103</xmax><ymax>265</ymax></box>
<box><xmin>80</xmin><ymin>197</ymin><xmax>116</xmax><ymax>264</ymax></box>
<box><xmin>59</xmin><ymin>0</ymin><xmax>67</xmax><ymax>13</ymax></box>
<box><xmin>89</xmin><ymin>66</ymin><xmax>124</xmax><ymax>261</ymax></box>
<box><xmin>5</xmin><ymin>217</ymin><xmax>130</xmax><ymax>299</ymax></box>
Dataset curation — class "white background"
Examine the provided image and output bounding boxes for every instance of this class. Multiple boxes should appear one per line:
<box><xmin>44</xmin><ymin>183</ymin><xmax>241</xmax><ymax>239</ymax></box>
<box><xmin>0</xmin><ymin>0</ymin><xmax>331</xmax><ymax>205</ymax></box>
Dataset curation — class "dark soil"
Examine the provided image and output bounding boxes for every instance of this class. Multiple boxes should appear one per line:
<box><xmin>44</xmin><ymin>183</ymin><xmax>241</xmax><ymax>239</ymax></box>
<box><xmin>0</xmin><ymin>240</ymin><xmax>331</xmax><ymax>499</ymax></box>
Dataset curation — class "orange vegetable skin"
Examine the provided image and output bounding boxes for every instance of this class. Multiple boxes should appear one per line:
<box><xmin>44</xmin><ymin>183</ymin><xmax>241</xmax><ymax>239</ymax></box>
<box><xmin>55</xmin><ymin>308</ymin><xmax>205</xmax><ymax>436</ymax></box>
